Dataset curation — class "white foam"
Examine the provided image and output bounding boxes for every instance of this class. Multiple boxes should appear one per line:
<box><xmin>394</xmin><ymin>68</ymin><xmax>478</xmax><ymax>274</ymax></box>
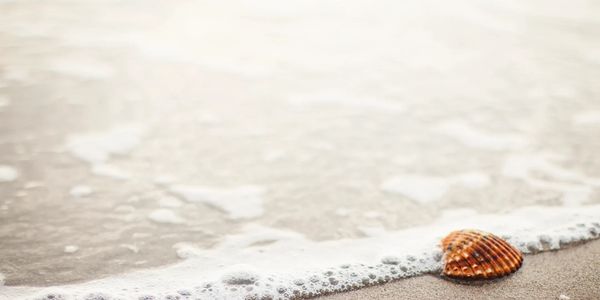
<box><xmin>63</xmin><ymin>245</ymin><xmax>79</xmax><ymax>254</ymax></box>
<box><xmin>439</xmin><ymin>208</ymin><xmax>478</xmax><ymax>222</ymax></box>
<box><xmin>381</xmin><ymin>172</ymin><xmax>490</xmax><ymax>204</ymax></box>
<box><xmin>382</xmin><ymin>175</ymin><xmax>448</xmax><ymax>203</ymax></box>
<box><xmin>66</xmin><ymin>126</ymin><xmax>142</xmax><ymax>180</ymax></box>
<box><xmin>503</xmin><ymin>153</ymin><xmax>600</xmax><ymax>206</ymax></box>
<box><xmin>46</xmin><ymin>57</ymin><xmax>115</xmax><ymax>79</ymax></box>
<box><xmin>0</xmin><ymin>165</ymin><xmax>19</xmax><ymax>182</ymax></box>
<box><xmin>66</xmin><ymin>126</ymin><xmax>144</xmax><ymax>164</ymax></box>
<box><xmin>220</xmin><ymin>265</ymin><xmax>261</xmax><ymax>285</ymax></box>
<box><xmin>148</xmin><ymin>209</ymin><xmax>184</xmax><ymax>224</ymax></box>
<box><xmin>69</xmin><ymin>185</ymin><xmax>93</xmax><ymax>198</ymax></box>
<box><xmin>170</xmin><ymin>185</ymin><xmax>266</xmax><ymax>219</ymax></box>
<box><xmin>91</xmin><ymin>164</ymin><xmax>131</xmax><ymax>180</ymax></box>
<box><xmin>559</xmin><ymin>294</ymin><xmax>571</xmax><ymax>300</ymax></box>
<box><xmin>289</xmin><ymin>91</ymin><xmax>404</xmax><ymax>113</ymax></box>
<box><xmin>23</xmin><ymin>181</ymin><xmax>43</xmax><ymax>189</ymax></box>
<box><xmin>573</xmin><ymin>111</ymin><xmax>600</xmax><ymax>125</ymax></box>
<box><xmin>6</xmin><ymin>205</ymin><xmax>599</xmax><ymax>300</ymax></box>
<box><xmin>436</xmin><ymin>120</ymin><xmax>527</xmax><ymax>150</ymax></box>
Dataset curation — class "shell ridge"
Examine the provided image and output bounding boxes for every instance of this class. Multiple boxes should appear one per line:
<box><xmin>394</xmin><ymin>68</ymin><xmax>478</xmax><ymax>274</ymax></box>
<box><xmin>483</xmin><ymin>236</ymin><xmax>520</xmax><ymax>273</ymax></box>
<box><xmin>449</xmin><ymin>234</ymin><xmax>488</xmax><ymax>278</ymax></box>
<box><xmin>495</xmin><ymin>238</ymin><xmax>521</xmax><ymax>264</ymax></box>
<box><xmin>463</xmin><ymin>232</ymin><xmax>507</xmax><ymax>276</ymax></box>
<box><xmin>441</xmin><ymin>229</ymin><xmax>524</xmax><ymax>280</ymax></box>
<box><xmin>498</xmin><ymin>238</ymin><xmax>523</xmax><ymax>264</ymax></box>
<box><xmin>480</xmin><ymin>236</ymin><xmax>513</xmax><ymax>275</ymax></box>
<box><xmin>456</xmin><ymin>251</ymin><xmax>477</xmax><ymax>278</ymax></box>
<box><xmin>470</xmin><ymin>232</ymin><xmax>515</xmax><ymax>273</ymax></box>
<box><xmin>465</xmin><ymin>243</ymin><xmax>493</xmax><ymax>278</ymax></box>
<box><xmin>467</xmin><ymin>240</ymin><xmax>502</xmax><ymax>275</ymax></box>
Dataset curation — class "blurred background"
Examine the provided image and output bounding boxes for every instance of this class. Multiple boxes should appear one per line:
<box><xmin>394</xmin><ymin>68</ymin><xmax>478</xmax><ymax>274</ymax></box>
<box><xmin>1</xmin><ymin>0</ymin><xmax>599</xmax><ymax>288</ymax></box>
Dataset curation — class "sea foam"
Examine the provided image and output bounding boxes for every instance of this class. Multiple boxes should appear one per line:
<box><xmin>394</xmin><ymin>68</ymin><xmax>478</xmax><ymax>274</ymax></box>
<box><xmin>0</xmin><ymin>165</ymin><xmax>19</xmax><ymax>182</ymax></box>
<box><xmin>436</xmin><ymin>120</ymin><xmax>526</xmax><ymax>151</ymax></box>
<box><xmin>4</xmin><ymin>205</ymin><xmax>600</xmax><ymax>300</ymax></box>
<box><xmin>170</xmin><ymin>185</ymin><xmax>266</xmax><ymax>219</ymax></box>
<box><xmin>381</xmin><ymin>172</ymin><xmax>490</xmax><ymax>204</ymax></box>
<box><xmin>148</xmin><ymin>209</ymin><xmax>184</xmax><ymax>224</ymax></box>
<box><xmin>65</xmin><ymin>125</ymin><xmax>143</xmax><ymax>180</ymax></box>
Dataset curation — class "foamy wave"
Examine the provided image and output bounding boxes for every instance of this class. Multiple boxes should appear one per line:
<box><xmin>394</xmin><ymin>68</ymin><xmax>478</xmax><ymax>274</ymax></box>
<box><xmin>4</xmin><ymin>205</ymin><xmax>599</xmax><ymax>300</ymax></box>
<box><xmin>0</xmin><ymin>165</ymin><xmax>19</xmax><ymax>182</ymax></box>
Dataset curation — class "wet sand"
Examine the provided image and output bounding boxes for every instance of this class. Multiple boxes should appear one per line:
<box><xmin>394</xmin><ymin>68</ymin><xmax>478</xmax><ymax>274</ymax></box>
<box><xmin>321</xmin><ymin>239</ymin><xmax>600</xmax><ymax>300</ymax></box>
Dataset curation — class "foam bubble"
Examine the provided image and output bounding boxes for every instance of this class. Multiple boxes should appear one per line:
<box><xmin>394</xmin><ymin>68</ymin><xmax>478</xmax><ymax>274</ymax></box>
<box><xmin>64</xmin><ymin>245</ymin><xmax>79</xmax><ymax>254</ymax></box>
<box><xmin>170</xmin><ymin>185</ymin><xmax>265</xmax><ymax>219</ymax></box>
<box><xmin>380</xmin><ymin>256</ymin><xmax>401</xmax><ymax>265</ymax></box>
<box><xmin>91</xmin><ymin>164</ymin><xmax>131</xmax><ymax>180</ymax></box>
<box><xmin>81</xmin><ymin>292</ymin><xmax>110</xmax><ymax>300</ymax></box>
<box><xmin>148</xmin><ymin>209</ymin><xmax>184</xmax><ymax>224</ymax></box>
<box><xmin>69</xmin><ymin>185</ymin><xmax>93</xmax><ymax>198</ymax></box>
<box><xmin>66</xmin><ymin>126</ymin><xmax>142</xmax><ymax>181</ymax></box>
<box><xmin>221</xmin><ymin>265</ymin><xmax>260</xmax><ymax>285</ymax></box>
<box><xmin>0</xmin><ymin>165</ymin><xmax>19</xmax><ymax>182</ymax></box>
<box><xmin>24</xmin><ymin>181</ymin><xmax>44</xmax><ymax>189</ymax></box>
<box><xmin>66</xmin><ymin>125</ymin><xmax>144</xmax><ymax>164</ymax></box>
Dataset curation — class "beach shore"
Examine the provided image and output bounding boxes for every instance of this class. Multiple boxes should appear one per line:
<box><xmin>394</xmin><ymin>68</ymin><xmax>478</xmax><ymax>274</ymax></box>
<box><xmin>320</xmin><ymin>239</ymin><xmax>600</xmax><ymax>300</ymax></box>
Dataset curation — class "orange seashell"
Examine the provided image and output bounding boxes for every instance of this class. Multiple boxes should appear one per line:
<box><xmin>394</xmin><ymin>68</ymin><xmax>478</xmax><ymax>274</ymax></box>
<box><xmin>441</xmin><ymin>229</ymin><xmax>523</xmax><ymax>280</ymax></box>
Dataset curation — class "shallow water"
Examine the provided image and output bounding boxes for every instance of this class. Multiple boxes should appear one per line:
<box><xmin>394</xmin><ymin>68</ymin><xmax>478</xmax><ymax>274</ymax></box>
<box><xmin>1</xmin><ymin>0</ymin><xmax>600</xmax><ymax>298</ymax></box>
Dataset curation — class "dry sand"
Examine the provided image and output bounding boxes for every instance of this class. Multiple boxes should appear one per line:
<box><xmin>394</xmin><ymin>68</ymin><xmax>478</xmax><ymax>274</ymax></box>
<box><xmin>320</xmin><ymin>239</ymin><xmax>600</xmax><ymax>300</ymax></box>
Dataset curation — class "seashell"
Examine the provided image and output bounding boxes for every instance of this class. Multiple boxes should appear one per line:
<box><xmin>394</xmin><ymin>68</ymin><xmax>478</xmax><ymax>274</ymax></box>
<box><xmin>441</xmin><ymin>229</ymin><xmax>523</xmax><ymax>280</ymax></box>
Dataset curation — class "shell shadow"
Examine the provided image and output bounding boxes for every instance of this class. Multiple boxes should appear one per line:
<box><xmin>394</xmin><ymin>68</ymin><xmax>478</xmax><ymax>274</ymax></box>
<box><xmin>433</xmin><ymin>269</ymin><xmax>521</xmax><ymax>286</ymax></box>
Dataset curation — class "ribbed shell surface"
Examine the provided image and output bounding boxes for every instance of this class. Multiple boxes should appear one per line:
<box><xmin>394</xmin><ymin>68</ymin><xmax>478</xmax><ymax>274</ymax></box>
<box><xmin>441</xmin><ymin>229</ymin><xmax>523</xmax><ymax>280</ymax></box>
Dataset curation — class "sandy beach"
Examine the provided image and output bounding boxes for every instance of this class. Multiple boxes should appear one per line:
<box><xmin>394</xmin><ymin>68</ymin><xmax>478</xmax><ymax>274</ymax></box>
<box><xmin>321</xmin><ymin>239</ymin><xmax>600</xmax><ymax>300</ymax></box>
